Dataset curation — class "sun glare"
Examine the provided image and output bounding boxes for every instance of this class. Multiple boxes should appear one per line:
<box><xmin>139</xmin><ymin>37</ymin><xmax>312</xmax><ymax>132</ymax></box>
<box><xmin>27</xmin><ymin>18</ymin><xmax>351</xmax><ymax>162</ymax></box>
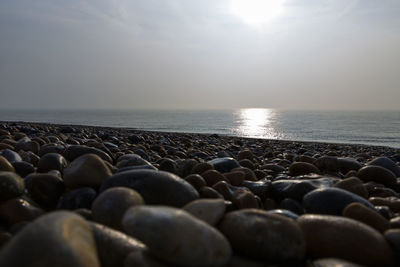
<box><xmin>230</xmin><ymin>0</ymin><xmax>284</xmax><ymax>26</ymax></box>
<box><xmin>237</xmin><ymin>108</ymin><xmax>278</xmax><ymax>139</ymax></box>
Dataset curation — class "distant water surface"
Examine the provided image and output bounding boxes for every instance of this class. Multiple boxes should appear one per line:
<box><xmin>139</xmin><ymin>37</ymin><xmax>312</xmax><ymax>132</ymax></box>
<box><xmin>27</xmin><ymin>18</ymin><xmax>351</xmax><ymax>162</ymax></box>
<box><xmin>0</xmin><ymin>109</ymin><xmax>399</xmax><ymax>148</ymax></box>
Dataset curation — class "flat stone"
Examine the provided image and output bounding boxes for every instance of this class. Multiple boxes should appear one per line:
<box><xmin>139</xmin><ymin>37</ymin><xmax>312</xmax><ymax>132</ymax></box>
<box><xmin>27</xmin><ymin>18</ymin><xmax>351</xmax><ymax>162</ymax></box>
<box><xmin>297</xmin><ymin>214</ymin><xmax>392</xmax><ymax>266</ymax></box>
<box><xmin>183</xmin><ymin>198</ymin><xmax>226</xmax><ymax>225</ymax></box>
<box><xmin>90</xmin><ymin>222</ymin><xmax>146</xmax><ymax>267</ymax></box>
<box><xmin>100</xmin><ymin>170</ymin><xmax>198</xmax><ymax>208</ymax></box>
<box><xmin>0</xmin><ymin>211</ymin><xmax>100</xmax><ymax>267</ymax></box>
<box><xmin>0</xmin><ymin>171</ymin><xmax>24</xmax><ymax>201</ymax></box>
<box><xmin>303</xmin><ymin>188</ymin><xmax>374</xmax><ymax>215</ymax></box>
<box><xmin>63</xmin><ymin>154</ymin><xmax>112</xmax><ymax>189</ymax></box>
<box><xmin>123</xmin><ymin>206</ymin><xmax>231</xmax><ymax>267</ymax></box>
<box><xmin>219</xmin><ymin>209</ymin><xmax>305</xmax><ymax>263</ymax></box>
<box><xmin>92</xmin><ymin>187</ymin><xmax>144</xmax><ymax>230</ymax></box>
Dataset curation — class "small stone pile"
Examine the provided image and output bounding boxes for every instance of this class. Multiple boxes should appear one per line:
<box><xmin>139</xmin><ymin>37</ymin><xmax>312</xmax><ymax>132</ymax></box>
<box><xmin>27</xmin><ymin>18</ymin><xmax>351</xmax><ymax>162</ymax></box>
<box><xmin>0</xmin><ymin>121</ymin><xmax>399</xmax><ymax>266</ymax></box>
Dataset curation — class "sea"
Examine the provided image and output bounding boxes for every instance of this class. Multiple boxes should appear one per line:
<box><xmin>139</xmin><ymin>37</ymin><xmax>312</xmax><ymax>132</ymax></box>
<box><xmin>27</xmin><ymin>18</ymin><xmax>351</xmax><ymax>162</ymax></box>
<box><xmin>0</xmin><ymin>109</ymin><xmax>399</xmax><ymax>148</ymax></box>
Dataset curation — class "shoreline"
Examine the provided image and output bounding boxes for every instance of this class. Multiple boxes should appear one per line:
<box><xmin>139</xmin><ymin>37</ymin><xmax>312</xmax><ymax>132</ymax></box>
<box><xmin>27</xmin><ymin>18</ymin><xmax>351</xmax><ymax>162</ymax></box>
<box><xmin>2</xmin><ymin>120</ymin><xmax>400</xmax><ymax>152</ymax></box>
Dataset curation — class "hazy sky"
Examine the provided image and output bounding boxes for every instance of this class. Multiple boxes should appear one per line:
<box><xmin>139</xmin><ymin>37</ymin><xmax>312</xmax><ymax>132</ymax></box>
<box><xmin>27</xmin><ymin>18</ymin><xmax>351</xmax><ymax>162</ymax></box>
<box><xmin>0</xmin><ymin>0</ymin><xmax>399</xmax><ymax>110</ymax></box>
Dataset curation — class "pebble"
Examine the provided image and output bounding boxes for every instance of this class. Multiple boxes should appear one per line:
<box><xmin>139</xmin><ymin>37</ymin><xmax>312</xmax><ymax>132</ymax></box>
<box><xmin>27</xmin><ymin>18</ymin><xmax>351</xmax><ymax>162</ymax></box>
<box><xmin>297</xmin><ymin>214</ymin><xmax>392</xmax><ymax>266</ymax></box>
<box><xmin>37</xmin><ymin>152</ymin><xmax>68</xmax><ymax>173</ymax></box>
<box><xmin>289</xmin><ymin>162</ymin><xmax>320</xmax><ymax>176</ymax></box>
<box><xmin>123</xmin><ymin>206</ymin><xmax>232</xmax><ymax>267</ymax></box>
<box><xmin>0</xmin><ymin>198</ymin><xmax>43</xmax><ymax>225</ymax></box>
<box><xmin>90</xmin><ymin>222</ymin><xmax>145</xmax><ymax>267</ymax></box>
<box><xmin>303</xmin><ymin>187</ymin><xmax>374</xmax><ymax>215</ymax></box>
<box><xmin>334</xmin><ymin>177</ymin><xmax>368</xmax><ymax>198</ymax></box>
<box><xmin>219</xmin><ymin>209</ymin><xmax>305</xmax><ymax>263</ymax></box>
<box><xmin>0</xmin><ymin>211</ymin><xmax>100</xmax><ymax>267</ymax></box>
<box><xmin>357</xmin><ymin>165</ymin><xmax>397</xmax><ymax>188</ymax></box>
<box><xmin>0</xmin><ymin>156</ymin><xmax>15</xmax><ymax>172</ymax></box>
<box><xmin>0</xmin><ymin>171</ymin><xmax>25</xmax><ymax>201</ymax></box>
<box><xmin>368</xmin><ymin>157</ymin><xmax>400</xmax><ymax>177</ymax></box>
<box><xmin>92</xmin><ymin>187</ymin><xmax>144</xmax><ymax>230</ymax></box>
<box><xmin>208</xmin><ymin>157</ymin><xmax>240</xmax><ymax>173</ymax></box>
<box><xmin>57</xmin><ymin>187</ymin><xmax>97</xmax><ymax>210</ymax></box>
<box><xmin>342</xmin><ymin>202</ymin><xmax>390</xmax><ymax>233</ymax></box>
<box><xmin>310</xmin><ymin>258</ymin><xmax>363</xmax><ymax>267</ymax></box>
<box><xmin>11</xmin><ymin>161</ymin><xmax>35</xmax><ymax>177</ymax></box>
<box><xmin>64</xmin><ymin>145</ymin><xmax>112</xmax><ymax>163</ymax></box>
<box><xmin>25</xmin><ymin>173</ymin><xmax>66</xmax><ymax>209</ymax></box>
<box><xmin>100</xmin><ymin>169</ymin><xmax>198</xmax><ymax>207</ymax></box>
<box><xmin>63</xmin><ymin>154</ymin><xmax>112</xmax><ymax>188</ymax></box>
<box><xmin>183</xmin><ymin>198</ymin><xmax>226</xmax><ymax>225</ymax></box>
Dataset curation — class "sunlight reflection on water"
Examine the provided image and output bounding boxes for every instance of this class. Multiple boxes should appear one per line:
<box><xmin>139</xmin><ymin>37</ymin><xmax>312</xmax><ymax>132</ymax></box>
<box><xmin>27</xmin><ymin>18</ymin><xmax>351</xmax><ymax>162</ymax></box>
<box><xmin>235</xmin><ymin>108</ymin><xmax>281</xmax><ymax>139</ymax></box>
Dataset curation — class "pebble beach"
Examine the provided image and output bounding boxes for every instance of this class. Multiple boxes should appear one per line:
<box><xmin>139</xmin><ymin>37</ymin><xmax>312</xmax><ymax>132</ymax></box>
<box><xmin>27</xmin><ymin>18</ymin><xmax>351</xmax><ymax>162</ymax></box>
<box><xmin>0</xmin><ymin>121</ymin><xmax>400</xmax><ymax>266</ymax></box>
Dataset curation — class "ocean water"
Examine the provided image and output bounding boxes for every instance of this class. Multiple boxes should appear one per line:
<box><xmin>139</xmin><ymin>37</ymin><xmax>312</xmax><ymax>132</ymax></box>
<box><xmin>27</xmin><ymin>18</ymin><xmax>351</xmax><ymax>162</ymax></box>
<box><xmin>0</xmin><ymin>109</ymin><xmax>399</xmax><ymax>148</ymax></box>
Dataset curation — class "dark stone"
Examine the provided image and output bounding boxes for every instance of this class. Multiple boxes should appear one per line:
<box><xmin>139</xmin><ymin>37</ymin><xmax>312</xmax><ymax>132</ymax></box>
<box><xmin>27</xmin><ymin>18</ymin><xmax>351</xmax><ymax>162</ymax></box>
<box><xmin>25</xmin><ymin>173</ymin><xmax>66</xmax><ymax>209</ymax></box>
<box><xmin>63</xmin><ymin>145</ymin><xmax>112</xmax><ymax>163</ymax></box>
<box><xmin>37</xmin><ymin>153</ymin><xmax>68</xmax><ymax>173</ymax></box>
<box><xmin>57</xmin><ymin>187</ymin><xmax>97</xmax><ymax>210</ymax></box>
<box><xmin>90</xmin><ymin>222</ymin><xmax>145</xmax><ymax>267</ymax></box>
<box><xmin>208</xmin><ymin>157</ymin><xmax>240</xmax><ymax>173</ymax></box>
<box><xmin>368</xmin><ymin>157</ymin><xmax>400</xmax><ymax>177</ymax></box>
<box><xmin>357</xmin><ymin>165</ymin><xmax>397</xmax><ymax>188</ymax></box>
<box><xmin>0</xmin><ymin>171</ymin><xmax>24</xmax><ymax>201</ymax></box>
<box><xmin>219</xmin><ymin>209</ymin><xmax>305</xmax><ymax>263</ymax></box>
<box><xmin>271</xmin><ymin>177</ymin><xmax>337</xmax><ymax>202</ymax></box>
<box><xmin>0</xmin><ymin>149</ymin><xmax>22</xmax><ymax>163</ymax></box>
<box><xmin>100</xmin><ymin>170</ymin><xmax>198</xmax><ymax>208</ymax></box>
<box><xmin>303</xmin><ymin>188</ymin><xmax>374</xmax><ymax>215</ymax></box>
<box><xmin>11</xmin><ymin>161</ymin><xmax>35</xmax><ymax>177</ymax></box>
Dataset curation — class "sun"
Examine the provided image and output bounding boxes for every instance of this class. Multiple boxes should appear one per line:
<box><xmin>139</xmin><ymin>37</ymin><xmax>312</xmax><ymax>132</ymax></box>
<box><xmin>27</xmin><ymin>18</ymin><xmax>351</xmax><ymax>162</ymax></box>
<box><xmin>230</xmin><ymin>0</ymin><xmax>284</xmax><ymax>26</ymax></box>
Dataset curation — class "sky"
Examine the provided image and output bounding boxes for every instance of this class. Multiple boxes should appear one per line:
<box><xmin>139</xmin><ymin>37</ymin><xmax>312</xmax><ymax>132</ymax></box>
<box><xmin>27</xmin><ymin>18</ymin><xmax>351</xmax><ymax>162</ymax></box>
<box><xmin>0</xmin><ymin>0</ymin><xmax>399</xmax><ymax>110</ymax></box>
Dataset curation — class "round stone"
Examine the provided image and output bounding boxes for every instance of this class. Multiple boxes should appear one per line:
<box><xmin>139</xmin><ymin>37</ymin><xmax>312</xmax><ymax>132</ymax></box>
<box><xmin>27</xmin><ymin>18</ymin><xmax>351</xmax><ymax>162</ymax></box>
<box><xmin>100</xmin><ymin>169</ymin><xmax>198</xmax><ymax>208</ymax></box>
<box><xmin>37</xmin><ymin>153</ymin><xmax>68</xmax><ymax>173</ymax></box>
<box><xmin>25</xmin><ymin>173</ymin><xmax>66</xmax><ymax>210</ymax></box>
<box><xmin>357</xmin><ymin>165</ymin><xmax>397</xmax><ymax>188</ymax></box>
<box><xmin>368</xmin><ymin>157</ymin><xmax>400</xmax><ymax>177</ymax></box>
<box><xmin>90</xmin><ymin>222</ymin><xmax>145</xmax><ymax>267</ymax></box>
<box><xmin>184</xmin><ymin>174</ymin><xmax>206</xmax><ymax>190</ymax></box>
<box><xmin>183</xmin><ymin>198</ymin><xmax>226</xmax><ymax>225</ymax></box>
<box><xmin>337</xmin><ymin>158</ymin><xmax>362</xmax><ymax>174</ymax></box>
<box><xmin>311</xmin><ymin>258</ymin><xmax>363</xmax><ymax>267</ymax></box>
<box><xmin>0</xmin><ymin>156</ymin><xmax>14</xmax><ymax>172</ymax></box>
<box><xmin>208</xmin><ymin>157</ymin><xmax>240</xmax><ymax>173</ymax></box>
<box><xmin>303</xmin><ymin>188</ymin><xmax>374</xmax><ymax>215</ymax></box>
<box><xmin>92</xmin><ymin>187</ymin><xmax>144</xmax><ymax>230</ymax></box>
<box><xmin>334</xmin><ymin>177</ymin><xmax>368</xmax><ymax>199</ymax></box>
<box><xmin>63</xmin><ymin>145</ymin><xmax>112</xmax><ymax>163</ymax></box>
<box><xmin>57</xmin><ymin>187</ymin><xmax>97</xmax><ymax>210</ymax></box>
<box><xmin>343</xmin><ymin>202</ymin><xmax>389</xmax><ymax>233</ymax></box>
<box><xmin>11</xmin><ymin>161</ymin><xmax>35</xmax><ymax>178</ymax></box>
<box><xmin>201</xmin><ymin>170</ymin><xmax>228</xmax><ymax>186</ymax></box>
<box><xmin>0</xmin><ymin>211</ymin><xmax>100</xmax><ymax>267</ymax></box>
<box><xmin>289</xmin><ymin>162</ymin><xmax>320</xmax><ymax>176</ymax></box>
<box><xmin>1</xmin><ymin>149</ymin><xmax>22</xmax><ymax>163</ymax></box>
<box><xmin>123</xmin><ymin>206</ymin><xmax>232</xmax><ymax>267</ymax></box>
<box><xmin>0</xmin><ymin>171</ymin><xmax>24</xmax><ymax>201</ymax></box>
<box><xmin>297</xmin><ymin>214</ymin><xmax>392</xmax><ymax>266</ymax></box>
<box><xmin>219</xmin><ymin>209</ymin><xmax>306</xmax><ymax>263</ymax></box>
<box><xmin>0</xmin><ymin>198</ymin><xmax>44</xmax><ymax>225</ymax></box>
<box><xmin>63</xmin><ymin>154</ymin><xmax>112</xmax><ymax>189</ymax></box>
